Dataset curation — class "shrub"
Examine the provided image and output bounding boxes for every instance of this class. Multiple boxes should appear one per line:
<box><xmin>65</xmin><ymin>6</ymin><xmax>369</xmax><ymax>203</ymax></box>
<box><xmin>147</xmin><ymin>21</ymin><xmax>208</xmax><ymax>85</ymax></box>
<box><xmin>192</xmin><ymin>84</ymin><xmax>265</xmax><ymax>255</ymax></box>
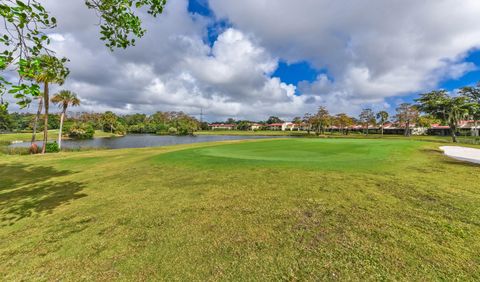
<box><xmin>168</xmin><ymin>127</ymin><xmax>178</xmax><ymax>135</ymax></box>
<box><xmin>114</xmin><ymin>123</ymin><xmax>127</xmax><ymax>135</ymax></box>
<box><xmin>45</xmin><ymin>142</ymin><xmax>60</xmax><ymax>153</ymax></box>
<box><xmin>68</xmin><ymin>123</ymin><xmax>95</xmax><ymax>139</ymax></box>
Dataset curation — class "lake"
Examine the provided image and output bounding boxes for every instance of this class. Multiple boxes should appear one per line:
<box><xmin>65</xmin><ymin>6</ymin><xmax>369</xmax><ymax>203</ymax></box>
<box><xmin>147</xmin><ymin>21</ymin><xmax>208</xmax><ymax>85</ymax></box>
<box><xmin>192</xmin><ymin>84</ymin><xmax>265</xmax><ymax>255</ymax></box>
<box><xmin>9</xmin><ymin>134</ymin><xmax>287</xmax><ymax>150</ymax></box>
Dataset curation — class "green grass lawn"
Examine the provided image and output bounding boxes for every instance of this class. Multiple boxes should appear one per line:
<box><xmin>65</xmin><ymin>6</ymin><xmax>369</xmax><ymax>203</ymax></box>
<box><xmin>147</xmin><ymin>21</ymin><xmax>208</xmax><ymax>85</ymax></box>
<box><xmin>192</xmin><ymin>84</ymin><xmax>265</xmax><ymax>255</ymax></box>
<box><xmin>196</xmin><ymin>130</ymin><xmax>310</xmax><ymax>136</ymax></box>
<box><xmin>1</xmin><ymin>138</ymin><xmax>480</xmax><ymax>280</ymax></box>
<box><xmin>0</xmin><ymin>130</ymin><xmax>60</xmax><ymax>143</ymax></box>
<box><xmin>0</xmin><ymin>130</ymin><xmax>117</xmax><ymax>145</ymax></box>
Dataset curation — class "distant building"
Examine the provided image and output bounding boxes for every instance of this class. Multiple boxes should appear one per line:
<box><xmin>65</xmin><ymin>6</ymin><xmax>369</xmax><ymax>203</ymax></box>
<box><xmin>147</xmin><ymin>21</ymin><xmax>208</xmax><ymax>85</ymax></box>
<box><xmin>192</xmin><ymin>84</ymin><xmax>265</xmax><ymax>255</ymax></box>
<box><xmin>209</xmin><ymin>123</ymin><xmax>235</xmax><ymax>130</ymax></box>
<box><xmin>250</xmin><ymin>123</ymin><xmax>262</xmax><ymax>130</ymax></box>
<box><xmin>265</xmin><ymin>122</ymin><xmax>296</xmax><ymax>131</ymax></box>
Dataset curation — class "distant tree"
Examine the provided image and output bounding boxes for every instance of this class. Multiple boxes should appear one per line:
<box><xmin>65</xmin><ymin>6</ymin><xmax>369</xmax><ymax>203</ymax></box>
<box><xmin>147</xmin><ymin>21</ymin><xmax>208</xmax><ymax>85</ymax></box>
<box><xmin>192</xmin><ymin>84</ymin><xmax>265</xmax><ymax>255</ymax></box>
<box><xmin>292</xmin><ymin>116</ymin><xmax>302</xmax><ymax>131</ymax></box>
<box><xmin>51</xmin><ymin>90</ymin><xmax>80</xmax><ymax>149</ymax></box>
<box><xmin>266</xmin><ymin>116</ymin><xmax>283</xmax><ymax>124</ymax></box>
<box><xmin>125</xmin><ymin>113</ymin><xmax>147</xmax><ymax>126</ymax></box>
<box><xmin>226</xmin><ymin>118</ymin><xmax>236</xmax><ymax>124</ymax></box>
<box><xmin>417</xmin><ymin>115</ymin><xmax>440</xmax><ymax>128</ymax></box>
<box><xmin>102</xmin><ymin>111</ymin><xmax>119</xmax><ymax>133</ymax></box>
<box><xmin>459</xmin><ymin>82</ymin><xmax>480</xmax><ymax>136</ymax></box>
<box><xmin>395</xmin><ymin>103</ymin><xmax>419</xmax><ymax>137</ymax></box>
<box><xmin>237</xmin><ymin>121</ymin><xmax>251</xmax><ymax>131</ymax></box>
<box><xmin>0</xmin><ymin>106</ymin><xmax>12</xmax><ymax>132</ymax></box>
<box><xmin>336</xmin><ymin>113</ymin><xmax>354</xmax><ymax>135</ymax></box>
<box><xmin>416</xmin><ymin>90</ymin><xmax>470</xmax><ymax>143</ymax></box>
<box><xmin>199</xmin><ymin>122</ymin><xmax>209</xmax><ymax>131</ymax></box>
<box><xmin>376</xmin><ymin>111</ymin><xmax>389</xmax><ymax>136</ymax></box>
<box><xmin>68</xmin><ymin>122</ymin><xmax>94</xmax><ymax>139</ymax></box>
<box><xmin>359</xmin><ymin>108</ymin><xmax>376</xmax><ymax>135</ymax></box>
<box><xmin>303</xmin><ymin>113</ymin><xmax>313</xmax><ymax>134</ymax></box>
<box><xmin>312</xmin><ymin>106</ymin><xmax>330</xmax><ymax>135</ymax></box>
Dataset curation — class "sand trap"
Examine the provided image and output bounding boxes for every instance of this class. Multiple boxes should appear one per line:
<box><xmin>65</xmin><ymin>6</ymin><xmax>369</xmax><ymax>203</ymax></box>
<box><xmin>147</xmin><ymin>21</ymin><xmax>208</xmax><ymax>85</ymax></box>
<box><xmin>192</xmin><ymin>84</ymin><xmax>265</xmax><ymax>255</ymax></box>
<box><xmin>440</xmin><ymin>146</ymin><xmax>480</xmax><ymax>164</ymax></box>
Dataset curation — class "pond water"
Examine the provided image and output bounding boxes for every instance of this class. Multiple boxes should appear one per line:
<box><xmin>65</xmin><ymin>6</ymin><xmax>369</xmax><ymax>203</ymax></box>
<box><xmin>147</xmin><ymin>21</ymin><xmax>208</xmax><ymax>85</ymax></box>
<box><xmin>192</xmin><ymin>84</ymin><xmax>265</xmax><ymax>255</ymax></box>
<box><xmin>9</xmin><ymin>134</ymin><xmax>286</xmax><ymax>150</ymax></box>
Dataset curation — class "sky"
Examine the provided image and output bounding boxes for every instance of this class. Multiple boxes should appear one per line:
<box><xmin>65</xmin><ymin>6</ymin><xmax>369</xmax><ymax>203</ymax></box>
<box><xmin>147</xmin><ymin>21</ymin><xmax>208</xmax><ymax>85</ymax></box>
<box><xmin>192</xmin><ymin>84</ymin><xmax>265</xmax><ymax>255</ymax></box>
<box><xmin>6</xmin><ymin>0</ymin><xmax>480</xmax><ymax>121</ymax></box>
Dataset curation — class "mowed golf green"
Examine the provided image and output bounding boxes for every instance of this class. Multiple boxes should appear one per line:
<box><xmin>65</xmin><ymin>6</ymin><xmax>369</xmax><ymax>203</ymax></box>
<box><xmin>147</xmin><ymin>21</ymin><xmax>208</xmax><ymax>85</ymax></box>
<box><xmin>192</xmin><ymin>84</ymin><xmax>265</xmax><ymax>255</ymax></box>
<box><xmin>1</xmin><ymin>138</ymin><xmax>479</xmax><ymax>280</ymax></box>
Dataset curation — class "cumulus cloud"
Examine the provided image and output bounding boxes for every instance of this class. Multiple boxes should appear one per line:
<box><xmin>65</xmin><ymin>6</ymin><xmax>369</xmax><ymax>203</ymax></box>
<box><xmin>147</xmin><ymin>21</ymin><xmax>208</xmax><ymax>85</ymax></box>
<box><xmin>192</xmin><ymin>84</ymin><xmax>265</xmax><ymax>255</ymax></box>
<box><xmin>5</xmin><ymin>0</ymin><xmax>480</xmax><ymax>120</ymax></box>
<box><xmin>210</xmin><ymin>0</ymin><xmax>480</xmax><ymax>114</ymax></box>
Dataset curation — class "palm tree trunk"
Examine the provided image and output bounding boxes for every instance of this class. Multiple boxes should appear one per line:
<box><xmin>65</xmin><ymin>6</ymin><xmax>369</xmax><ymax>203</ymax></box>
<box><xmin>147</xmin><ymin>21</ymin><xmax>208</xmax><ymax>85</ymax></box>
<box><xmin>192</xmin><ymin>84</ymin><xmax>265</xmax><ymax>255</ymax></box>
<box><xmin>31</xmin><ymin>96</ymin><xmax>43</xmax><ymax>144</ymax></box>
<box><xmin>58</xmin><ymin>109</ymin><xmax>66</xmax><ymax>149</ymax></box>
<box><xmin>450</xmin><ymin>124</ymin><xmax>458</xmax><ymax>143</ymax></box>
<box><xmin>381</xmin><ymin>125</ymin><xmax>384</xmax><ymax>136</ymax></box>
<box><xmin>41</xmin><ymin>82</ymin><xmax>49</xmax><ymax>154</ymax></box>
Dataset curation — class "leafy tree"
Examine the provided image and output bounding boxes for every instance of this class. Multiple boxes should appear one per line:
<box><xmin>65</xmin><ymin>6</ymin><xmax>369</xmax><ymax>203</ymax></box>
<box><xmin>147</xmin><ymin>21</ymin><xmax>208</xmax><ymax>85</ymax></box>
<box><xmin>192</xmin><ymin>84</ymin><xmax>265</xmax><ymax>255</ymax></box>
<box><xmin>51</xmin><ymin>90</ymin><xmax>80</xmax><ymax>149</ymax></box>
<box><xmin>1</xmin><ymin>0</ymin><xmax>167</xmax><ymax>107</ymax></box>
<box><xmin>292</xmin><ymin>116</ymin><xmax>302</xmax><ymax>131</ymax></box>
<box><xmin>335</xmin><ymin>113</ymin><xmax>354</xmax><ymax>135</ymax></box>
<box><xmin>459</xmin><ymin>83</ymin><xmax>480</xmax><ymax>136</ymax></box>
<box><xmin>416</xmin><ymin>90</ymin><xmax>470</xmax><ymax>142</ymax></box>
<box><xmin>417</xmin><ymin>115</ymin><xmax>440</xmax><ymax>128</ymax></box>
<box><xmin>125</xmin><ymin>113</ymin><xmax>147</xmax><ymax>126</ymax></box>
<box><xmin>237</xmin><ymin>121</ymin><xmax>251</xmax><ymax>131</ymax></box>
<box><xmin>312</xmin><ymin>106</ymin><xmax>330</xmax><ymax>135</ymax></box>
<box><xmin>359</xmin><ymin>108</ymin><xmax>375</xmax><ymax>135</ymax></box>
<box><xmin>376</xmin><ymin>111</ymin><xmax>389</xmax><ymax>136</ymax></box>
<box><xmin>101</xmin><ymin>111</ymin><xmax>119</xmax><ymax>133</ymax></box>
<box><xmin>0</xmin><ymin>106</ymin><xmax>12</xmax><ymax>131</ymax></box>
<box><xmin>266</xmin><ymin>116</ymin><xmax>283</xmax><ymax>124</ymax></box>
<box><xmin>303</xmin><ymin>113</ymin><xmax>313</xmax><ymax>134</ymax></box>
<box><xmin>395</xmin><ymin>103</ymin><xmax>418</xmax><ymax>137</ymax></box>
<box><xmin>68</xmin><ymin>122</ymin><xmax>94</xmax><ymax>139</ymax></box>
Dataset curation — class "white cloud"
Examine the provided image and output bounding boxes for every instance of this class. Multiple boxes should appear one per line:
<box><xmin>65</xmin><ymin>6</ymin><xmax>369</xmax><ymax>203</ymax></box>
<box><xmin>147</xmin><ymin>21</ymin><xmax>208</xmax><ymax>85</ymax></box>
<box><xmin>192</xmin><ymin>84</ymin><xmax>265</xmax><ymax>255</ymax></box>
<box><xmin>6</xmin><ymin>0</ymin><xmax>480</xmax><ymax>120</ymax></box>
<box><xmin>210</xmin><ymin>0</ymin><xmax>480</xmax><ymax>115</ymax></box>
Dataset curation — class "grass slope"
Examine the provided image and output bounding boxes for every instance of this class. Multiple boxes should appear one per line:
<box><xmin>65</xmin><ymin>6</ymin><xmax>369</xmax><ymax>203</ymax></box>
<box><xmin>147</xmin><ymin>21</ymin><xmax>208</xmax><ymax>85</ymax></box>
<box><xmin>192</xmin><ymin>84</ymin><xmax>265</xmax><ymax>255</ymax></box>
<box><xmin>0</xmin><ymin>139</ymin><xmax>479</xmax><ymax>280</ymax></box>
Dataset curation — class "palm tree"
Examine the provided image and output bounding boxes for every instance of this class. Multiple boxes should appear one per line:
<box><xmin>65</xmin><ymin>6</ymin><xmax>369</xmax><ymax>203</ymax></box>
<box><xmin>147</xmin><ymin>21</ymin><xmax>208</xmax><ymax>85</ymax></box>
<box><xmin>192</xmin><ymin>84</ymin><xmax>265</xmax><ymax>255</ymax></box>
<box><xmin>51</xmin><ymin>90</ymin><xmax>80</xmax><ymax>149</ymax></box>
<box><xmin>359</xmin><ymin>108</ymin><xmax>375</xmax><ymax>135</ymax></box>
<box><xmin>31</xmin><ymin>96</ymin><xmax>43</xmax><ymax>146</ymax></box>
<box><xmin>376</xmin><ymin>111</ymin><xmax>389</xmax><ymax>136</ymax></box>
<box><xmin>416</xmin><ymin>91</ymin><xmax>470</xmax><ymax>143</ymax></box>
<box><xmin>30</xmin><ymin>55</ymin><xmax>69</xmax><ymax>154</ymax></box>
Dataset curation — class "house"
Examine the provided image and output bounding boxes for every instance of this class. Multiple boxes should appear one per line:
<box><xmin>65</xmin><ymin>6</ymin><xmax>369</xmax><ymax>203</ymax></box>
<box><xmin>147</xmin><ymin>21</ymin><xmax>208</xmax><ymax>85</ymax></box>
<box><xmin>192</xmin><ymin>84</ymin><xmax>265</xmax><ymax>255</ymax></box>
<box><xmin>265</xmin><ymin>122</ymin><xmax>296</xmax><ymax>131</ymax></box>
<box><xmin>249</xmin><ymin>123</ymin><xmax>262</xmax><ymax>130</ymax></box>
<box><xmin>209</xmin><ymin>123</ymin><xmax>235</xmax><ymax>130</ymax></box>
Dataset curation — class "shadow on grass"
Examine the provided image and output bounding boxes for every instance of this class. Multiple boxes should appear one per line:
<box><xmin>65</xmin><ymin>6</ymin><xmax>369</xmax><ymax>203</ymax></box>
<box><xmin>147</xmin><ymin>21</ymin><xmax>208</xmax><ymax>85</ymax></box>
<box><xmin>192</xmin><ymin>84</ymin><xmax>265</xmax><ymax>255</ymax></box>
<box><xmin>0</xmin><ymin>163</ymin><xmax>87</xmax><ymax>226</ymax></box>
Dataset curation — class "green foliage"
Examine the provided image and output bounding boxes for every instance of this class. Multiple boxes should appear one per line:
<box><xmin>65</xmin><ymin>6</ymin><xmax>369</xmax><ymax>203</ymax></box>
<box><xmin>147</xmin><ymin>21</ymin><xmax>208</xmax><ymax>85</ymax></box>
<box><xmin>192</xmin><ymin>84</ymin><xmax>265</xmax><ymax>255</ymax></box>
<box><xmin>266</xmin><ymin>116</ymin><xmax>283</xmax><ymax>124</ymax></box>
<box><xmin>376</xmin><ymin>111</ymin><xmax>389</xmax><ymax>124</ymax></box>
<box><xmin>45</xmin><ymin>142</ymin><xmax>59</xmax><ymax>153</ymax></box>
<box><xmin>85</xmin><ymin>0</ymin><xmax>167</xmax><ymax>50</ymax></box>
<box><xmin>68</xmin><ymin>123</ymin><xmax>95</xmax><ymax>139</ymax></box>
<box><xmin>416</xmin><ymin>90</ymin><xmax>470</xmax><ymax>142</ymax></box>
<box><xmin>0</xmin><ymin>0</ymin><xmax>58</xmax><ymax>106</ymax></box>
<box><xmin>167</xmin><ymin>127</ymin><xmax>178</xmax><ymax>135</ymax></box>
<box><xmin>311</xmin><ymin>106</ymin><xmax>331</xmax><ymax>134</ymax></box>
<box><xmin>51</xmin><ymin>90</ymin><xmax>80</xmax><ymax>112</ymax></box>
<box><xmin>0</xmin><ymin>106</ymin><xmax>12</xmax><ymax>131</ymax></box>
<box><xmin>1</xmin><ymin>0</ymin><xmax>166</xmax><ymax>107</ymax></box>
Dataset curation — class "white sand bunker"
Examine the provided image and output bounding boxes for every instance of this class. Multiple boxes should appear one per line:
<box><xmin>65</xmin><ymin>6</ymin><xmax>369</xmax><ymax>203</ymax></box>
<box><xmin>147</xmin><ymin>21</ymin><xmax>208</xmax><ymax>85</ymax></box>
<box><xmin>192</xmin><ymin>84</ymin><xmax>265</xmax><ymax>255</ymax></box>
<box><xmin>440</xmin><ymin>146</ymin><xmax>480</xmax><ymax>164</ymax></box>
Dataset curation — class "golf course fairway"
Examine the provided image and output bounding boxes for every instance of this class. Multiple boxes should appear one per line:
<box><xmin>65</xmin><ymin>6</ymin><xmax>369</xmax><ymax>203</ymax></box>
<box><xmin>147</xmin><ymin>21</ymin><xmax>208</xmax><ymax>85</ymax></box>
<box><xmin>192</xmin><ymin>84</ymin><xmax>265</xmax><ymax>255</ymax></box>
<box><xmin>1</xmin><ymin>138</ymin><xmax>479</xmax><ymax>280</ymax></box>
